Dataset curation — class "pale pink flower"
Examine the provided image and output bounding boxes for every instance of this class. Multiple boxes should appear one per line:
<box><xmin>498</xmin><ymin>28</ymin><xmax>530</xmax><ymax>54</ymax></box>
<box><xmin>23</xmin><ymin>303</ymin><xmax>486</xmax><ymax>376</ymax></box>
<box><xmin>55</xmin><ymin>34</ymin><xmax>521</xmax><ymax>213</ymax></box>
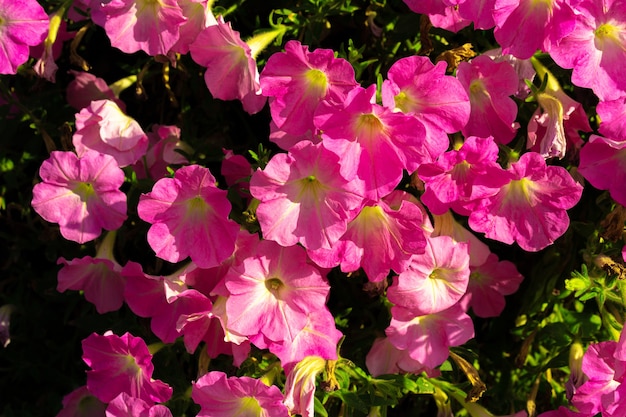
<box><xmin>189</xmin><ymin>16</ymin><xmax>266</xmax><ymax>114</ymax></box>
<box><xmin>55</xmin><ymin>386</ymin><xmax>106</xmax><ymax>417</ymax></box>
<box><xmin>106</xmin><ymin>393</ymin><xmax>172</xmax><ymax>417</ymax></box>
<box><xmin>550</xmin><ymin>0</ymin><xmax>626</xmax><ymax>101</ymax></box>
<box><xmin>90</xmin><ymin>0</ymin><xmax>186</xmax><ymax>57</ymax></box>
<box><xmin>137</xmin><ymin>164</ymin><xmax>239</xmax><ymax>268</ymax></box>
<box><xmin>283</xmin><ymin>356</ymin><xmax>326</xmax><ymax>417</ymax></box>
<box><xmin>459</xmin><ymin>253</ymin><xmax>524</xmax><ymax>317</ymax></box>
<box><xmin>598</xmin><ymin>96</ymin><xmax>626</xmax><ymax>141</ymax></box>
<box><xmin>468</xmin><ymin>151</ymin><xmax>583</xmax><ymax>252</ymax></box>
<box><xmin>381</xmin><ymin>55</ymin><xmax>470</xmax><ymax>148</ymax></box>
<box><xmin>387</xmin><ymin>235</ymin><xmax>470</xmax><ymax>316</ymax></box>
<box><xmin>307</xmin><ymin>190</ymin><xmax>429</xmax><ymax>282</ymax></box>
<box><xmin>0</xmin><ymin>0</ymin><xmax>49</xmax><ymax>74</ymax></box>
<box><xmin>269</xmin><ymin>120</ymin><xmax>321</xmax><ymax>151</ymax></box>
<box><xmin>457</xmin><ymin>55</ymin><xmax>520</xmax><ymax>144</ymax></box>
<box><xmin>170</xmin><ymin>0</ymin><xmax>216</xmax><ymax>55</ymax></box>
<box><xmin>365</xmin><ymin>336</ymin><xmax>440</xmax><ymax>377</ymax></box>
<box><xmin>82</xmin><ymin>331</ymin><xmax>173</xmax><ymax>404</ymax></box>
<box><xmin>192</xmin><ymin>371</ymin><xmax>289</xmax><ymax>417</ymax></box>
<box><xmin>493</xmin><ymin>0</ymin><xmax>576</xmax><ymax>59</ymax></box>
<box><xmin>578</xmin><ymin>134</ymin><xmax>626</xmax><ymax>206</ymax></box>
<box><xmin>386</xmin><ymin>304</ymin><xmax>474</xmax><ymax>370</ymax></box>
<box><xmin>66</xmin><ymin>71</ymin><xmax>125</xmax><ymax>111</ymax></box>
<box><xmin>57</xmin><ymin>231</ymin><xmax>126</xmax><ymax>314</ymax></box>
<box><xmin>73</xmin><ymin>99</ymin><xmax>149</xmax><ymax>168</ymax></box>
<box><xmin>31</xmin><ymin>151</ymin><xmax>127</xmax><ymax>244</ymax></box>
<box><xmin>260</xmin><ymin>40</ymin><xmax>359</xmax><ymax>135</ymax></box>
<box><xmin>315</xmin><ymin>85</ymin><xmax>440</xmax><ymax>200</ymax></box>
<box><xmin>250</xmin><ymin>140</ymin><xmax>364</xmax><ymax>250</ymax></box>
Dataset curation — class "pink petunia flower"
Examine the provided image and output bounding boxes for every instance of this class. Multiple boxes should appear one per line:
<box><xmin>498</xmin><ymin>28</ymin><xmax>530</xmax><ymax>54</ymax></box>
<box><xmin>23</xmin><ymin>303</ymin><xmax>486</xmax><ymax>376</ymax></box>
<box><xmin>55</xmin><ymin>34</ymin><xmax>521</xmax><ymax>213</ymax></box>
<box><xmin>132</xmin><ymin>124</ymin><xmax>191</xmax><ymax>180</ymax></box>
<box><xmin>550</xmin><ymin>0</ymin><xmax>626</xmax><ymax>101</ymax></box>
<box><xmin>493</xmin><ymin>0</ymin><xmax>576</xmax><ymax>60</ymax></box>
<box><xmin>106</xmin><ymin>393</ymin><xmax>172</xmax><ymax>417</ymax></box>
<box><xmin>66</xmin><ymin>71</ymin><xmax>126</xmax><ymax>111</ymax></box>
<box><xmin>457</xmin><ymin>55</ymin><xmax>520</xmax><ymax>144</ymax></box>
<box><xmin>250</xmin><ymin>140</ymin><xmax>364</xmax><ymax>250</ymax></box>
<box><xmin>381</xmin><ymin>55</ymin><xmax>470</xmax><ymax>150</ymax></box>
<box><xmin>31</xmin><ymin>151</ymin><xmax>127</xmax><ymax>244</ymax></box>
<box><xmin>598</xmin><ymin>96</ymin><xmax>626</xmax><ymax>141</ymax></box>
<box><xmin>90</xmin><ymin>0</ymin><xmax>186</xmax><ymax>57</ymax></box>
<box><xmin>55</xmin><ymin>386</ymin><xmax>106</xmax><ymax>417</ymax></box>
<box><xmin>73</xmin><ymin>99</ymin><xmax>149</xmax><ymax>168</ymax></box>
<box><xmin>82</xmin><ymin>331</ymin><xmax>173</xmax><ymax>404</ymax></box>
<box><xmin>192</xmin><ymin>371</ymin><xmax>290</xmax><ymax>417</ymax></box>
<box><xmin>189</xmin><ymin>16</ymin><xmax>266</xmax><ymax>114</ymax></box>
<box><xmin>365</xmin><ymin>336</ymin><xmax>442</xmax><ymax>377</ymax></box>
<box><xmin>57</xmin><ymin>231</ymin><xmax>126</xmax><ymax>314</ymax></box>
<box><xmin>283</xmin><ymin>356</ymin><xmax>326</xmax><ymax>417</ymax></box>
<box><xmin>259</xmin><ymin>40</ymin><xmax>359</xmax><ymax>135</ymax></box>
<box><xmin>578</xmin><ymin>134</ymin><xmax>626</xmax><ymax>206</ymax></box>
<box><xmin>170</xmin><ymin>0</ymin><xmax>217</xmax><ymax>55</ymax></box>
<box><xmin>387</xmin><ymin>235</ymin><xmax>470</xmax><ymax>316</ymax></box>
<box><xmin>431</xmin><ymin>210</ymin><xmax>490</xmax><ymax>267</ymax></box>
<box><xmin>137</xmin><ymin>164</ymin><xmax>239</xmax><ymax>268</ymax></box>
<box><xmin>0</xmin><ymin>0</ymin><xmax>49</xmax><ymax>74</ymax></box>
<box><xmin>468</xmin><ymin>151</ymin><xmax>583</xmax><ymax>252</ymax></box>
<box><xmin>458</xmin><ymin>0</ymin><xmax>497</xmax><ymax>30</ymax></box>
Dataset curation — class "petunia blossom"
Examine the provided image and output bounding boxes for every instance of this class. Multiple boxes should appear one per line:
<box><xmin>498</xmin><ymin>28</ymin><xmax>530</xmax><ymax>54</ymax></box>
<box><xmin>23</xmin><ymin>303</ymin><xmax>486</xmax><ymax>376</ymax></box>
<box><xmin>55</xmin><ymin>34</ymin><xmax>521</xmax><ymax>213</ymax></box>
<box><xmin>170</xmin><ymin>0</ymin><xmax>217</xmax><ymax>55</ymax></box>
<box><xmin>0</xmin><ymin>0</ymin><xmax>49</xmax><ymax>74</ymax></box>
<box><xmin>66</xmin><ymin>71</ymin><xmax>126</xmax><ymax>111</ymax></box>
<box><xmin>598</xmin><ymin>96</ymin><xmax>626</xmax><ymax>141</ymax></box>
<box><xmin>137</xmin><ymin>164</ymin><xmax>239</xmax><ymax>268</ymax></box>
<box><xmin>82</xmin><ymin>331</ymin><xmax>172</xmax><ymax>404</ymax></box>
<box><xmin>132</xmin><ymin>124</ymin><xmax>191</xmax><ymax>180</ymax></box>
<box><xmin>31</xmin><ymin>151</ymin><xmax>127</xmax><ymax>244</ymax></box>
<box><xmin>283</xmin><ymin>356</ymin><xmax>326</xmax><ymax>417</ymax></box>
<box><xmin>192</xmin><ymin>371</ymin><xmax>290</xmax><ymax>417</ymax></box>
<box><xmin>106</xmin><ymin>393</ymin><xmax>173</xmax><ymax>417</ymax></box>
<box><xmin>578</xmin><ymin>134</ymin><xmax>626</xmax><ymax>207</ymax></box>
<box><xmin>55</xmin><ymin>386</ymin><xmax>106</xmax><ymax>417</ymax></box>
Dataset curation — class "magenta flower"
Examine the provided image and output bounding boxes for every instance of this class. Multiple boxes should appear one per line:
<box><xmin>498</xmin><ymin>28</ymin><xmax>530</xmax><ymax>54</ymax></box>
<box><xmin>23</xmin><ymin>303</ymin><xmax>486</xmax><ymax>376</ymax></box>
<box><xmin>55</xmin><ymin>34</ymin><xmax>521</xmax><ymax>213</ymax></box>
<box><xmin>0</xmin><ymin>0</ymin><xmax>49</xmax><ymax>74</ymax></box>
<box><xmin>431</xmin><ymin>210</ymin><xmax>490</xmax><ymax>267</ymax></box>
<box><xmin>493</xmin><ymin>0</ymin><xmax>576</xmax><ymax>59</ymax></box>
<box><xmin>138</xmin><ymin>164</ymin><xmax>239</xmax><ymax>268</ymax></box>
<box><xmin>457</xmin><ymin>55</ymin><xmax>520</xmax><ymax>144</ymax></box>
<box><xmin>250</xmin><ymin>140</ymin><xmax>364</xmax><ymax>250</ymax></box>
<box><xmin>192</xmin><ymin>371</ymin><xmax>289</xmax><ymax>417</ymax></box>
<box><xmin>381</xmin><ymin>55</ymin><xmax>470</xmax><ymax>151</ymax></box>
<box><xmin>90</xmin><ymin>0</ymin><xmax>186</xmax><ymax>57</ymax></box>
<box><xmin>459</xmin><ymin>253</ymin><xmax>524</xmax><ymax>318</ymax></box>
<box><xmin>387</xmin><ymin>235</ymin><xmax>470</xmax><ymax>316</ymax></box>
<box><xmin>57</xmin><ymin>231</ymin><xmax>126</xmax><ymax>314</ymax></box>
<box><xmin>550</xmin><ymin>0</ymin><xmax>626</xmax><ymax>100</ymax></box>
<box><xmin>55</xmin><ymin>386</ymin><xmax>106</xmax><ymax>417</ymax></box>
<box><xmin>598</xmin><ymin>96</ymin><xmax>626</xmax><ymax>141</ymax></box>
<box><xmin>578</xmin><ymin>134</ymin><xmax>626</xmax><ymax>206</ymax></box>
<box><xmin>73</xmin><ymin>99</ymin><xmax>149</xmax><ymax>168</ymax></box>
<box><xmin>31</xmin><ymin>151</ymin><xmax>127</xmax><ymax>244</ymax></box>
<box><xmin>132</xmin><ymin>125</ymin><xmax>191</xmax><ymax>180</ymax></box>
<box><xmin>458</xmin><ymin>0</ymin><xmax>497</xmax><ymax>30</ymax></box>
<box><xmin>170</xmin><ymin>0</ymin><xmax>217</xmax><ymax>55</ymax></box>
<box><xmin>468</xmin><ymin>151</ymin><xmax>583</xmax><ymax>252</ymax></box>
<box><xmin>189</xmin><ymin>16</ymin><xmax>266</xmax><ymax>115</ymax></box>
<box><xmin>307</xmin><ymin>190</ymin><xmax>429</xmax><ymax>282</ymax></box>
<box><xmin>82</xmin><ymin>331</ymin><xmax>172</xmax><ymax>404</ymax></box>
<box><xmin>106</xmin><ymin>393</ymin><xmax>172</xmax><ymax>417</ymax></box>
<box><xmin>221</xmin><ymin>239</ymin><xmax>330</xmax><ymax>346</ymax></box>
<box><xmin>260</xmin><ymin>40</ymin><xmax>359</xmax><ymax>135</ymax></box>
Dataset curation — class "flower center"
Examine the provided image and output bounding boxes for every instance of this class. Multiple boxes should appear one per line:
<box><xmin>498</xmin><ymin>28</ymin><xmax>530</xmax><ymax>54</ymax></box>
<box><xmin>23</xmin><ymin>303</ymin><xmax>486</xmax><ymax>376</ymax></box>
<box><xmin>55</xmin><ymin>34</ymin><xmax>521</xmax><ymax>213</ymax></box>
<box><xmin>594</xmin><ymin>23</ymin><xmax>621</xmax><ymax>50</ymax></box>
<box><xmin>354</xmin><ymin>113</ymin><xmax>385</xmax><ymax>143</ymax></box>
<box><xmin>265</xmin><ymin>277</ymin><xmax>285</xmax><ymax>299</ymax></box>
<box><xmin>73</xmin><ymin>182</ymin><xmax>95</xmax><ymax>202</ymax></box>
<box><xmin>235</xmin><ymin>396</ymin><xmax>263</xmax><ymax>416</ymax></box>
<box><xmin>304</xmin><ymin>69</ymin><xmax>328</xmax><ymax>98</ymax></box>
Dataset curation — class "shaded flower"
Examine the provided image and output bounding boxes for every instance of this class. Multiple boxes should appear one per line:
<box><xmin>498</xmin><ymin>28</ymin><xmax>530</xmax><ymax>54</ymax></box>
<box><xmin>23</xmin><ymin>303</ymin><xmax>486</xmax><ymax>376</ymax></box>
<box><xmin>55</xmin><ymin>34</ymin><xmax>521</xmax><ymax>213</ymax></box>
<box><xmin>578</xmin><ymin>134</ymin><xmax>626</xmax><ymax>206</ymax></box>
<box><xmin>106</xmin><ymin>393</ymin><xmax>172</xmax><ymax>417</ymax></box>
<box><xmin>55</xmin><ymin>386</ymin><xmax>106</xmax><ymax>417</ymax></box>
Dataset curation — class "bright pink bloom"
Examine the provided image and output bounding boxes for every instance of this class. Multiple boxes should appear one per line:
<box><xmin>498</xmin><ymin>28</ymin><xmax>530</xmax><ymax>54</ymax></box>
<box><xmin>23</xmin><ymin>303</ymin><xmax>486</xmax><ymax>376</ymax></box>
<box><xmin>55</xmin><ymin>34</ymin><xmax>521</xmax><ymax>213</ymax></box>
<box><xmin>221</xmin><ymin>149</ymin><xmax>252</xmax><ymax>200</ymax></box>
<box><xmin>386</xmin><ymin>304</ymin><xmax>474</xmax><ymax>370</ymax></box>
<box><xmin>57</xmin><ymin>231</ymin><xmax>126</xmax><ymax>314</ymax></box>
<box><xmin>428</xmin><ymin>6</ymin><xmax>472</xmax><ymax>33</ymax></box>
<box><xmin>598</xmin><ymin>96</ymin><xmax>626</xmax><ymax>141</ymax></box>
<box><xmin>484</xmin><ymin>48</ymin><xmax>537</xmax><ymax>99</ymax></box>
<box><xmin>307</xmin><ymin>190</ymin><xmax>429</xmax><ymax>282</ymax></box>
<box><xmin>132</xmin><ymin>125</ymin><xmax>191</xmax><ymax>180</ymax></box>
<box><xmin>381</xmin><ymin>55</ymin><xmax>470</xmax><ymax>148</ymax></box>
<box><xmin>418</xmin><ymin>135</ymin><xmax>507</xmax><ymax>216</ymax></box>
<box><xmin>431</xmin><ymin>210</ymin><xmax>490</xmax><ymax>267</ymax></box>
<box><xmin>459</xmin><ymin>253</ymin><xmax>524</xmax><ymax>317</ymax></box>
<box><xmin>578</xmin><ymin>134</ymin><xmax>626</xmax><ymax>206</ymax></box>
<box><xmin>387</xmin><ymin>235</ymin><xmax>470</xmax><ymax>316</ymax></box>
<box><xmin>31</xmin><ymin>151</ymin><xmax>127</xmax><ymax>244</ymax></box>
<box><xmin>73</xmin><ymin>99</ymin><xmax>149</xmax><ymax>168</ymax></box>
<box><xmin>550</xmin><ymin>0</ymin><xmax>626</xmax><ymax>101</ymax></box>
<box><xmin>493</xmin><ymin>0</ymin><xmax>576</xmax><ymax>59</ymax></box>
<box><xmin>260</xmin><ymin>40</ymin><xmax>359</xmax><ymax>135</ymax></box>
<box><xmin>171</xmin><ymin>0</ymin><xmax>216</xmax><ymax>55</ymax></box>
<box><xmin>0</xmin><ymin>0</ymin><xmax>49</xmax><ymax>74</ymax></box>
<box><xmin>82</xmin><ymin>331</ymin><xmax>172</xmax><ymax>404</ymax></box>
<box><xmin>106</xmin><ymin>393</ymin><xmax>172</xmax><ymax>417</ymax></box>
<box><xmin>315</xmin><ymin>85</ymin><xmax>439</xmax><ymax>200</ymax></box>
<box><xmin>458</xmin><ymin>0</ymin><xmax>497</xmax><ymax>29</ymax></box>
<box><xmin>457</xmin><ymin>55</ymin><xmax>520</xmax><ymax>144</ymax></box>
<box><xmin>189</xmin><ymin>16</ymin><xmax>266</xmax><ymax>114</ymax></box>
<box><xmin>90</xmin><ymin>0</ymin><xmax>186</xmax><ymax>57</ymax></box>
<box><xmin>55</xmin><ymin>386</ymin><xmax>106</xmax><ymax>417</ymax></box>
<box><xmin>192</xmin><ymin>371</ymin><xmax>289</xmax><ymax>417</ymax></box>
<box><xmin>250</xmin><ymin>140</ymin><xmax>364</xmax><ymax>250</ymax></box>
<box><xmin>468</xmin><ymin>151</ymin><xmax>583</xmax><ymax>252</ymax></box>
<box><xmin>269</xmin><ymin>120</ymin><xmax>321</xmax><ymax>151</ymax></box>
<box><xmin>221</xmin><ymin>240</ymin><xmax>330</xmax><ymax>345</ymax></box>
<box><xmin>138</xmin><ymin>164</ymin><xmax>239</xmax><ymax>267</ymax></box>
<box><xmin>66</xmin><ymin>71</ymin><xmax>125</xmax><ymax>111</ymax></box>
